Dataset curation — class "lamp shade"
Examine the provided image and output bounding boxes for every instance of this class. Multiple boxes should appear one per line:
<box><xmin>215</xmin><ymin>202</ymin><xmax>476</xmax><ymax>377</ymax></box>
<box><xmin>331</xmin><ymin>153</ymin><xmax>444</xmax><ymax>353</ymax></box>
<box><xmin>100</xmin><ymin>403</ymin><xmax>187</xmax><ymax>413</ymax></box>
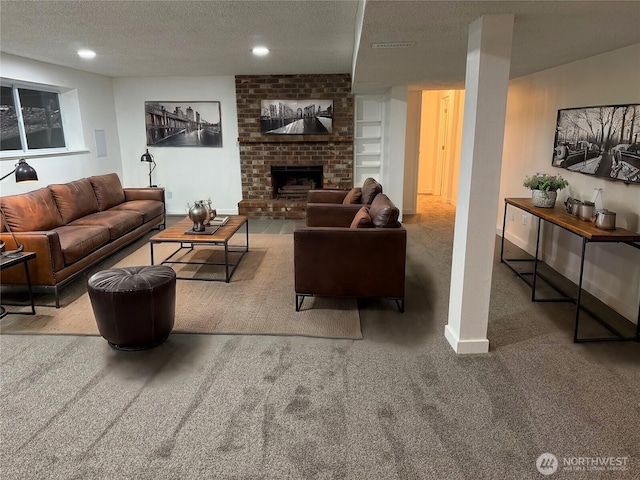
<box><xmin>0</xmin><ymin>159</ymin><xmax>38</xmax><ymax>183</ymax></box>
<box><xmin>14</xmin><ymin>159</ymin><xmax>38</xmax><ymax>182</ymax></box>
<box><xmin>140</xmin><ymin>149</ymin><xmax>154</xmax><ymax>163</ymax></box>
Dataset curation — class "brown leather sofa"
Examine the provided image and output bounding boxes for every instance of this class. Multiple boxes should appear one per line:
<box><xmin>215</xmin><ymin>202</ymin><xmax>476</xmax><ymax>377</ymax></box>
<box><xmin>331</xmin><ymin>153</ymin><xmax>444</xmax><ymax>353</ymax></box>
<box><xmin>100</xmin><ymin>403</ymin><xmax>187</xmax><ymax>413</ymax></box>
<box><xmin>305</xmin><ymin>177</ymin><xmax>383</xmax><ymax>227</ymax></box>
<box><xmin>0</xmin><ymin>173</ymin><xmax>165</xmax><ymax>307</ymax></box>
<box><xmin>294</xmin><ymin>192</ymin><xmax>407</xmax><ymax>312</ymax></box>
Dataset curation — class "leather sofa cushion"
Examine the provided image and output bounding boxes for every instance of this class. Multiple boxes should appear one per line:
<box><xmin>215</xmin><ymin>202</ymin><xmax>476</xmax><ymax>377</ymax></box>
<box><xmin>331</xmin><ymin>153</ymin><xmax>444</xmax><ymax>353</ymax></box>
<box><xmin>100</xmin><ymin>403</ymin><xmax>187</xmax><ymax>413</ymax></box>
<box><xmin>369</xmin><ymin>193</ymin><xmax>400</xmax><ymax>228</ymax></box>
<box><xmin>342</xmin><ymin>188</ymin><xmax>362</xmax><ymax>204</ymax></box>
<box><xmin>53</xmin><ymin>225</ymin><xmax>110</xmax><ymax>265</ymax></box>
<box><xmin>350</xmin><ymin>207</ymin><xmax>372</xmax><ymax>228</ymax></box>
<box><xmin>70</xmin><ymin>210</ymin><xmax>143</xmax><ymax>240</ymax></box>
<box><xmin>89</xmin><ymin>173</ymin><xmax>126</xmax><ymax>211</ymax></box>
<box><xmin>109</xmin><ymin>200</ymin><xmax>164</xmax><ymax>223</ymax></box>
<box><xmin>0</xmin><ymin>187</ymin><xmax>64</xmax><ymax>232</ymax></box>
<box><xmin>361</xmin><ymin>177</ymin><xmax>382</xmax><ymax>205</ymax></box>
<box><xmin>49</xmin><ymin>178</ymin><xmax>100</xmax><ymax>224</ymax></box>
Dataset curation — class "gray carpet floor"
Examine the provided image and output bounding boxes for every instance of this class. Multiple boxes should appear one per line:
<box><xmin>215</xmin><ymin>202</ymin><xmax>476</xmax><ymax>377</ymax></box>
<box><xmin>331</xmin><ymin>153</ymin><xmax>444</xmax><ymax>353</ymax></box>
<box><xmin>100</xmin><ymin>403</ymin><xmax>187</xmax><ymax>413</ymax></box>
<box><xmin>1</xmin><ymin>196</ymin><xmax>639</xmax><ymax>479</ymax></box>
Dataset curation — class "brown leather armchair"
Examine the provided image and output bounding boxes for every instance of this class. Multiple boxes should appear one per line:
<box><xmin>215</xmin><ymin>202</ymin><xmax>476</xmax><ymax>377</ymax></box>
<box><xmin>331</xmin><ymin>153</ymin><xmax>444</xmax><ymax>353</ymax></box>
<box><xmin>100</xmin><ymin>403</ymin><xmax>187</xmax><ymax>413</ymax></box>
<box><xmin>306</xmin><ymin>177</ymin><xmax>383</xmax><ymax>227</ymax></box>
<box><xmin>294</xmin><ymin>193</ymin><xmax>406</xmax><ymax>312</ymax></box>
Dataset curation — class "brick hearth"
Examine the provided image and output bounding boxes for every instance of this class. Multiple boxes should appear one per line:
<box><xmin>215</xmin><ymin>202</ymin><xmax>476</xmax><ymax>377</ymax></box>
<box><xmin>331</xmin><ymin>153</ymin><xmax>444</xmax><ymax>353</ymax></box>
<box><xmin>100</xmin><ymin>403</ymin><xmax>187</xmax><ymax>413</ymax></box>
<box><xmin>235</xmin><ymin>74</ymin><xmax>354</xmax><ymax>219</ymax></box>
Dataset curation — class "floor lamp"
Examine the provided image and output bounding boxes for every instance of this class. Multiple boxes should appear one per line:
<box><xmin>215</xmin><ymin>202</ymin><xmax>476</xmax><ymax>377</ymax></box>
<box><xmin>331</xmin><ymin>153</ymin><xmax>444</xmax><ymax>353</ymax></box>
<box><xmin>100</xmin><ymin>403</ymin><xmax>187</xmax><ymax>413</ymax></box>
<box><xmin>140</xmin><ymin>149</ymin><xmax>157</xmax><ymax>187</ymax></box>
<box><xmin>1</xmin><ymin>159</ymin><xmax>38</xmax><ymax>257</ymax></box>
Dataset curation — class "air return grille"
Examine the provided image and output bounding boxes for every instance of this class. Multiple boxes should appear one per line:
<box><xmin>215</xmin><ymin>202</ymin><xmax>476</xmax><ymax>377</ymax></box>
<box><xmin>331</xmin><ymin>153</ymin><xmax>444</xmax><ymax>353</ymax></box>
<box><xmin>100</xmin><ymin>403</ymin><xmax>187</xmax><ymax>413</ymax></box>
<box><xmin>371</xmin><ymin>42</ymin><xmax>415</xmax><ymax>49</ymax></box>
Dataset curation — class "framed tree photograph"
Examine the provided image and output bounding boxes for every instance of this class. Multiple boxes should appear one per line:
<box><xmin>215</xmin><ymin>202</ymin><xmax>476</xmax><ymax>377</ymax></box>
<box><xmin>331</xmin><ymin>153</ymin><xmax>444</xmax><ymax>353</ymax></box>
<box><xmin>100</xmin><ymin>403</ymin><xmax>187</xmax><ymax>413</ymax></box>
<box><xmin>260</xmin><ymin>99</ymin><xmax>333</xmax><ymax>134</ymax></box>
<box><xmin>145</xmin><ymin>101</ymin><xmax>222</xmax><ymax>147</ymax></box>
<box><xmin>552</xmin><ymin>104</ymin><xmax>640</xmax><ymax>184</ymax></box>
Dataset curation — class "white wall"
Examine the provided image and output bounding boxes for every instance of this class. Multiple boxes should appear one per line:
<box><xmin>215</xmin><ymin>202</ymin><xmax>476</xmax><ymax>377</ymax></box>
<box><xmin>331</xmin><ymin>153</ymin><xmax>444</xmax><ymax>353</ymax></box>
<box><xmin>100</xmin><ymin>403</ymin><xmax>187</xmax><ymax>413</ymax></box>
<box><xmin>402</xmin><ymin>90</ymin><xmax>421</xmax><ymax>214</ymax></box>
<box><xmin>0</xmin><ymin>54</ymin><xmax>122</xmax><ymax>195</ymax></box>
<box><xmin>500</xmin><ymin>43</ymin><xmax>640</xmax><ymax>322</ymax></box>
<box><xmin>382</xmin><ymin>86</ymin><xmax>407</xmax><ymax>219</ymax></box>
<box><xmin>112</xmin><ymin>76</ymin><xmax>241</xmax><ymax>215</ymax></box>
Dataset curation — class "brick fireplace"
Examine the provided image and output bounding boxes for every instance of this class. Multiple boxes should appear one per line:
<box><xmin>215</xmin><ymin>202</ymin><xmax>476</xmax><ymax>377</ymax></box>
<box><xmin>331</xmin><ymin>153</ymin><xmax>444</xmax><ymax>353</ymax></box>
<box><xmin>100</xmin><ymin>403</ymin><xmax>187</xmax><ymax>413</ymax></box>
<box><xmin>236</xmin><ymin>74</ymin><xmax>354</xmax><ymax>219</ymax></box>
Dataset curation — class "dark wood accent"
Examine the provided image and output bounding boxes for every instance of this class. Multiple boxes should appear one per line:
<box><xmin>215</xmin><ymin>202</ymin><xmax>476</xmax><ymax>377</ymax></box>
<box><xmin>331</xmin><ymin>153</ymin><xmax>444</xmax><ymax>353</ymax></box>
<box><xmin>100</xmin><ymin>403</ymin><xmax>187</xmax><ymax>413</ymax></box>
<box><xmin>505</xmin><ymin>198</ymin><xmax>640</xmax><ymax>242</ymax></box>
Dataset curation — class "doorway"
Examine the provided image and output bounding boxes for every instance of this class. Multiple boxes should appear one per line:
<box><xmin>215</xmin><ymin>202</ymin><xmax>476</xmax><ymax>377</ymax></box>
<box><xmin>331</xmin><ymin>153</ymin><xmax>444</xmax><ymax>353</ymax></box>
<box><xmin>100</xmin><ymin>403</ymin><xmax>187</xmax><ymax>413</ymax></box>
<box><xmin>416</xmin><ymin>89</ymin><xmax>464</xmax><ymax>213</ymax></box>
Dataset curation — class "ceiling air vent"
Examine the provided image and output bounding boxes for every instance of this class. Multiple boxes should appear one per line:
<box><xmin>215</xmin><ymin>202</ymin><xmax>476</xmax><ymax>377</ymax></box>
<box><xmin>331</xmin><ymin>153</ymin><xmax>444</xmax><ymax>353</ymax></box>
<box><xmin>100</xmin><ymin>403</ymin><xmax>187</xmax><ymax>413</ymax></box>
<box><xmin>371</xmin><ymin>42</ymin><xmax>415</xmax><ymax>49</ymax></box>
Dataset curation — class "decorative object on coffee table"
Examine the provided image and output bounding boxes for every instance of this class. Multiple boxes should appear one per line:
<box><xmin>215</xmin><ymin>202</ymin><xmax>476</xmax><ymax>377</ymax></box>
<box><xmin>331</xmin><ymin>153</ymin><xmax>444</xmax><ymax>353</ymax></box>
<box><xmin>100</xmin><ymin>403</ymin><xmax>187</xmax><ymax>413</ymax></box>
<box><xmin>187</xmin><ymin>200</ymin><xmax>210</xmax><ymax>232</ymax></box>
<box><xmin>523</xmin><ymin>173</ymin><xmax>569</xmax><ymax>208</ymax></box>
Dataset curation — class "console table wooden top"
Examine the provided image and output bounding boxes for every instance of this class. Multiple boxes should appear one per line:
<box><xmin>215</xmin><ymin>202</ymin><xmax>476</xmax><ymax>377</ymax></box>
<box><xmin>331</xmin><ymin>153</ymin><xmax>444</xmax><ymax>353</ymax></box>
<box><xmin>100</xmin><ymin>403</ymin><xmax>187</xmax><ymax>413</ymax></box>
<box><xmin>505</xmin><ymin>198</ymin><xmax>640</xmax><ymax>242</ymax></box>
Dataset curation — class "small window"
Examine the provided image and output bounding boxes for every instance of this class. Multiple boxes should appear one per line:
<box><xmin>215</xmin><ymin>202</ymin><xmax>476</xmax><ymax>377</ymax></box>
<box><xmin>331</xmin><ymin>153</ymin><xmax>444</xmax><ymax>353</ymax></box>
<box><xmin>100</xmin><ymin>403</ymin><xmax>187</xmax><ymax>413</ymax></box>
<box><xmin>0</xmin><ymin>84</ymin><xmax>66</xmax><ymax>152</ymax></box>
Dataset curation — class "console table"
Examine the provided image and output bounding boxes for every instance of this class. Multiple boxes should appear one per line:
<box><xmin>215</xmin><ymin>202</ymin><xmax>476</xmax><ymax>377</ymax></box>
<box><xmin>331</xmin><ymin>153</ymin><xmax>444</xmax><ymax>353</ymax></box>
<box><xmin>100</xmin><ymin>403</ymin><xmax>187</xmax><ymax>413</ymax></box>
<box><xmin>1</xmin><ymin>251</ymin><xmax>36</xmax><ymax>318</ymax></box>
<box><xmin>500</xmin><ymin>198</ymin><xmax>640</xmax><ymax>343</ymax></box>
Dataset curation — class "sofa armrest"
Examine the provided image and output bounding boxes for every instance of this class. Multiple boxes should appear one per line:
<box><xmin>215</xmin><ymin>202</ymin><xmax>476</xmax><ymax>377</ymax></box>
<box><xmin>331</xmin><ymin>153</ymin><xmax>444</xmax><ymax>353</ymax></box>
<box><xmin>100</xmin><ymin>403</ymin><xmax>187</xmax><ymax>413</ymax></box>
<box><xmin>0</xmin><ymin>231</ymin><xmax>63</xmax><ymax>285</ymax></box>
<box><xmin>293</xmin><ymin>226</ymin><xmax>406</xmax><ymax>299</ymax></box>
<box><xmin>306</xmin><ymin>189</ymin><xmax>349</xmax><ymax>204</ymax></box>
<box><xmin>305</xmin><ymin>203</ymin><xmax>363</xmax><ymax>227</ymax></box>
<box><xmin>124</xmin><ymin>187</ymin><xmax>165</xmax><ymax>203</ymax></box>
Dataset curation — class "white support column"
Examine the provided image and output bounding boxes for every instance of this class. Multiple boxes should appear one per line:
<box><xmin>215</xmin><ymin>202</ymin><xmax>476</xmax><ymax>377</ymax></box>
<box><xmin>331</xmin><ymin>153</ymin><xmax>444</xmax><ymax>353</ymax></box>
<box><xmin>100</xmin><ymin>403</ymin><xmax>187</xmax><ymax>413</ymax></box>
<box><xmin>444</xmin><ymin>14</ymin><xmax>514</xmax><ymax>354</ymax></box>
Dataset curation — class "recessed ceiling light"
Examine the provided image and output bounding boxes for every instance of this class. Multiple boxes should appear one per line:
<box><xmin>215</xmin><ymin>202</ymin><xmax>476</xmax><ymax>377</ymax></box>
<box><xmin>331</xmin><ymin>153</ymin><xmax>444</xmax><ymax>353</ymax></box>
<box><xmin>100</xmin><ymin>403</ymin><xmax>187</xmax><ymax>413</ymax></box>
<box><xmin>77</xmin><ymin>49</ymin><xmax>96</xmax><ymax>59</ymax></box>
<box><xmin>252</xmin><ymin>46</ymin><xmax>269</xmax><ymax>56</ymax></box>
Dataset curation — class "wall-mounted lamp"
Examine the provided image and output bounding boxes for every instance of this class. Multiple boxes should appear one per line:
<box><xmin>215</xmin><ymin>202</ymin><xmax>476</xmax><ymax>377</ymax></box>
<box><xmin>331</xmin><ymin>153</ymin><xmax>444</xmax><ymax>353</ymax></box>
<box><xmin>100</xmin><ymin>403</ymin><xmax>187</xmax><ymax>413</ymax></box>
<box><xmin>140</xmin><ymin>149</ymin><xmax>157</xmax><ymax>188</ymax></box>
<box><xmin>1</xmin><ymin>159</ymin><xmax>39</xmax><ymax>257</ymax></box>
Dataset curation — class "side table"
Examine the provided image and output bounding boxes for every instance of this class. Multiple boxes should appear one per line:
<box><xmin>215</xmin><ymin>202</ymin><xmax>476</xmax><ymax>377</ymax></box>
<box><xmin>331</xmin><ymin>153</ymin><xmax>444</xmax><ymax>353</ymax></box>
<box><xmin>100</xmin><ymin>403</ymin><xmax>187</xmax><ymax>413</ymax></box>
<box><xmin>1</xmin><ymin>251</ymin><xmax>36</xmax><ymax>318</ymax></box>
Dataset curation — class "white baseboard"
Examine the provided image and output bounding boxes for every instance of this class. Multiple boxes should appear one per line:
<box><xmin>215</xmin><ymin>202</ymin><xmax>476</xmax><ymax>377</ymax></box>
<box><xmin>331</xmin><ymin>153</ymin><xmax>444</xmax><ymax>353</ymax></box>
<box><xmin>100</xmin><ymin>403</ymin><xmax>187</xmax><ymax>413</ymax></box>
<box><xmin>444</xmin><ymin>325</ymin><xmax>490</xmax><ymax>354</ymax></box>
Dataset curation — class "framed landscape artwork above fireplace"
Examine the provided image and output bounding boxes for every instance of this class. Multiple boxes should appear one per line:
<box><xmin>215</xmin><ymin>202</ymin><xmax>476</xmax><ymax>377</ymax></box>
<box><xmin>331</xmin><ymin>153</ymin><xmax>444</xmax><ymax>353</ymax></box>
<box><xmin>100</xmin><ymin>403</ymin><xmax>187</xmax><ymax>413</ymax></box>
<box><xmin>260</xmin><ymin>99</ymin><xmax>333</xmax><ymax>135</ymax></box>
<box><xmin>552</xmin><ymin>103</ymin><xmax>640</xmax><ymax>184</ymax></box>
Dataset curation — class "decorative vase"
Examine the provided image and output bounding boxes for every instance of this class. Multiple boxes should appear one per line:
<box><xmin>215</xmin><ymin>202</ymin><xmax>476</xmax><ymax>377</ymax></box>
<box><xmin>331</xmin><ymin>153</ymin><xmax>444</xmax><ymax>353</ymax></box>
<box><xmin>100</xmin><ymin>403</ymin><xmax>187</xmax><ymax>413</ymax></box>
<box><xmin>531</xmin><ymin>190</ymin><xmax>557</xmax><ymax>208</ymax></box>
<box><xmin>188</xmin><ymin>200</ymin><xmax>210</xmax><ymax>231</ymax></box>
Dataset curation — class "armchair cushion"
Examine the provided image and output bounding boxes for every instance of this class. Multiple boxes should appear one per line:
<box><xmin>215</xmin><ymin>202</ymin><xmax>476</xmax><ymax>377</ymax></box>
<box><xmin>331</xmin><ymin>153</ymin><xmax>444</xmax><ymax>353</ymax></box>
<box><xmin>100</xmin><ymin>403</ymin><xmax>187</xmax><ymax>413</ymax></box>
<box><xmin>369</xmin><ymin>194</ymin><xmax>400</xmax><ymax>228</ymax></box>
<box><xmin>350</xmin><ymin>207</ymin><xmax>371</xmax><ymax>228</ymax></box>
<box><xmin>342</xmin><ymin>188</ymin><xmax>362</xmax><ymax>204</ymax></box>
<box><xmin>361</xmin><ymin>177</ymin><xmax>382</xmax><ymax>204</ymax></box>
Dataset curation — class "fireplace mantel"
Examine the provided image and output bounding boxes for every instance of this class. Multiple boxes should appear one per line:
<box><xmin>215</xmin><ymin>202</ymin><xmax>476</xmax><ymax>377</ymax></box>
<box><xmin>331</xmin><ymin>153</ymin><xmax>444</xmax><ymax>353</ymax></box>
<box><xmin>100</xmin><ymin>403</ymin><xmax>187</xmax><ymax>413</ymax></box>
<box><xmin>237</xmin><ymin>136</ymin><xmax>353</xmax><ymax>144</ymax></box>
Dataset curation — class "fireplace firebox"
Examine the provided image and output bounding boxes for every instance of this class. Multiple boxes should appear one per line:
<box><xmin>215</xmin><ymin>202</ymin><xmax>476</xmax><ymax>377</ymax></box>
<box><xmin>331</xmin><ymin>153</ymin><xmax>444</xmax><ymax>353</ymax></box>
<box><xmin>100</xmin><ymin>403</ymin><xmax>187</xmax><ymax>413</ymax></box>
<box><xmin>271</xmin><ymin>165</ymin><xmax>323</xmax><ymax>199</ymax></box>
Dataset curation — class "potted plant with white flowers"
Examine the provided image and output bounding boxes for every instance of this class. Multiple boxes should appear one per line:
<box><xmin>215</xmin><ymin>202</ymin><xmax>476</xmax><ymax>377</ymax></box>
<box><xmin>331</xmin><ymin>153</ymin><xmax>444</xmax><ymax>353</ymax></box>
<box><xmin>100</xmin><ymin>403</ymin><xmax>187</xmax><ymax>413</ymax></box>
<box><xmin>523</xmin><ymin>173</ymin><xmax>569</xmax><ymax>208</ymax></box>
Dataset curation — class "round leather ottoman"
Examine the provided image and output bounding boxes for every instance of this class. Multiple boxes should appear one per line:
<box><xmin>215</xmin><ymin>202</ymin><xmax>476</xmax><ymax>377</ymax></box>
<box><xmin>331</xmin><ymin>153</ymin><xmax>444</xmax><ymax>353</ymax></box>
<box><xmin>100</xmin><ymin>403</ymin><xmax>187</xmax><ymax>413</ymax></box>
<box><xmin>87</xmin><ymin>265</ymin><xmax>176</xmax><ymax>351</ymax></box>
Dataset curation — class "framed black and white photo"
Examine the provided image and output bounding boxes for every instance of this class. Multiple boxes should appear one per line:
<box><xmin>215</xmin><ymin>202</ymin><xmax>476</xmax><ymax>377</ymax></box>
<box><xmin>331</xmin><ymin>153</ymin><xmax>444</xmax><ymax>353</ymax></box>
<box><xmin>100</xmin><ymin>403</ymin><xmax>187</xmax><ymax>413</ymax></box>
<box><xmin>260</xmin><ymin>99</ymin><xmax>333</xmax><ymax>134</ymax></box>
<box><xmin>552</xmin><ymin>104</ymin><xmax>640</xmax><ymax>184</ymax></box>
<box><xmin>145</xmin><ymin>101</ymin><xmax>222</xmax><ymax>147</ymax></box>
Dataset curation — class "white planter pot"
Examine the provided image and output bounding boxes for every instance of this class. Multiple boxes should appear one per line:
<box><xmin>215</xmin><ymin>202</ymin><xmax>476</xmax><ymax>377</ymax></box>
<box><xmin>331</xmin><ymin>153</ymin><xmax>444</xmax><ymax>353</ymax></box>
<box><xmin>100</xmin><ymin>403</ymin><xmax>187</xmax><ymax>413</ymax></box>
<box><xmin>531</xmin><ymin>190</ymin><xmax>557</xmax><ymax>208</ymax></box>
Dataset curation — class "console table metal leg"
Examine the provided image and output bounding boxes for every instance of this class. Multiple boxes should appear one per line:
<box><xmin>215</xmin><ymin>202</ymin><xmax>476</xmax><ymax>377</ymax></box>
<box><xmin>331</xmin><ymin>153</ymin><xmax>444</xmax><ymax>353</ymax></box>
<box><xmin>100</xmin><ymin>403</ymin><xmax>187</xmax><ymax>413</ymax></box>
<box><xmin>573</xmin><ymin>238</ymin><xmax>588</xmax><ymax>342</ymax></box>
<box><xmin>532</xmin><ymin>217</ymin><xmax>542</xmax><ymax>302</ymax></box>
<box><xmin>500</xmin><ymin>202</ymin><xmax>508</xmax><ymax>262</ymax></box>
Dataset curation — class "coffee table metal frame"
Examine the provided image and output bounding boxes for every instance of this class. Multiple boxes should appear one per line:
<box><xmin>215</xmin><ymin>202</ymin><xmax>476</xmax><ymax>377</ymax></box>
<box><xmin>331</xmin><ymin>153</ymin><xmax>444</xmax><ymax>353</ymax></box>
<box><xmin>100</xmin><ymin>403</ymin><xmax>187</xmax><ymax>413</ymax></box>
<box><xmin>149</xmin><ymin>216</ymin><xmax>249</xmax><ymax>283</ymax></box>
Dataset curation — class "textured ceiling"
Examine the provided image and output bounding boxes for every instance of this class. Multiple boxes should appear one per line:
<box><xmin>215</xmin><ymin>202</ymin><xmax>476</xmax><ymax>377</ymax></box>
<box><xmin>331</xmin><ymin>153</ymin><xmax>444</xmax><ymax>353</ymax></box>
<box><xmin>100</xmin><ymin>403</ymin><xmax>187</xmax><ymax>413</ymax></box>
<box><xmin>1</xmin><ymin>0</ymin><xmax>639</xmax><ymax>94</ymax></box>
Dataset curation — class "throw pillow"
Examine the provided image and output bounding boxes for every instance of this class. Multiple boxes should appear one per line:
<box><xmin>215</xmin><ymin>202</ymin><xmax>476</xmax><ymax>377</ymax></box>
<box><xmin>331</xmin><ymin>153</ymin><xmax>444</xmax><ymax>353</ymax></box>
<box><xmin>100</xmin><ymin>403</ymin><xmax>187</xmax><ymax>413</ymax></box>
<box><xmin>369</xmin><ymin>193</ymin><xmax>400</xmax><ymax>227</ymax></box>
<box><xmin>361</xmin><ymin>177</ymin><xmax>382</xmax><ymax>204</ymax></box>
<box><xmin>350</xmin><ymin>206</ymin><xmax>372</xmax><ymax>228</ymax></box>
<box><xmin>342</xmin><ymin>187</ymin><xmax>362</xmax><ymax>204</ymax></box>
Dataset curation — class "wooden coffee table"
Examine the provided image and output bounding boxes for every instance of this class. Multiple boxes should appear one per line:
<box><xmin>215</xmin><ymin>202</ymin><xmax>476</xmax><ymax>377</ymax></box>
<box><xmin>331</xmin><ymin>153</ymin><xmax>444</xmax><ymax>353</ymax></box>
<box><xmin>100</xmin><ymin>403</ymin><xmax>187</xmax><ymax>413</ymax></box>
<box><xmin>149</xmin><ymin>215</ymin><xmax>248</xmax><ymax>282</ymax></box>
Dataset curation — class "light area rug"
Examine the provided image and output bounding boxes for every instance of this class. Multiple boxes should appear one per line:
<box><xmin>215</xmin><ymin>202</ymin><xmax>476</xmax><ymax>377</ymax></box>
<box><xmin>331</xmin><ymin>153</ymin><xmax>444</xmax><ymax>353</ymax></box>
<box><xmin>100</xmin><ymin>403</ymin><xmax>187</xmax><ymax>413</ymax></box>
<box><xmin>0</xmin><ymin>233</ymin><xmax>362</xmax><ymax>340</ymax></box>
